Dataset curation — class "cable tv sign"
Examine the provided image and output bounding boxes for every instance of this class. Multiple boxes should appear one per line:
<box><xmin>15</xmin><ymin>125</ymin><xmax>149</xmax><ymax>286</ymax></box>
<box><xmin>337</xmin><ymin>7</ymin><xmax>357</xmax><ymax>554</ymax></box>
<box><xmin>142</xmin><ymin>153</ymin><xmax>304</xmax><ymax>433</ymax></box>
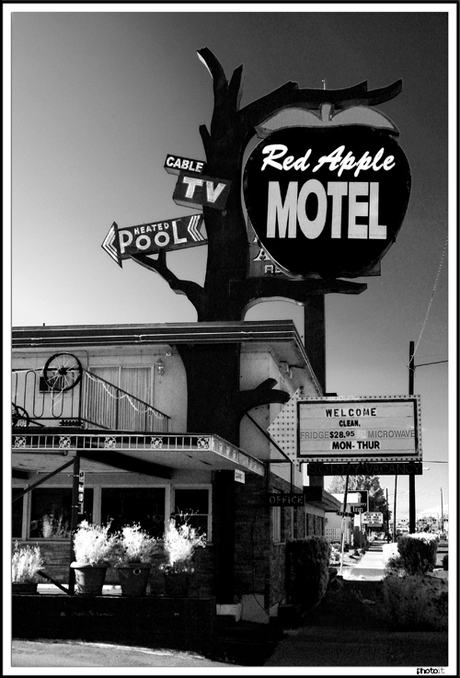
<box><xmin>297</xmin><ymin>396</ymin><xmax>422</xmax><ymax>464</ymax></box>
<box><xmin>244</xmin><ymin>123</ymin><xmax>411</xmax><ymax>279</ymax></box>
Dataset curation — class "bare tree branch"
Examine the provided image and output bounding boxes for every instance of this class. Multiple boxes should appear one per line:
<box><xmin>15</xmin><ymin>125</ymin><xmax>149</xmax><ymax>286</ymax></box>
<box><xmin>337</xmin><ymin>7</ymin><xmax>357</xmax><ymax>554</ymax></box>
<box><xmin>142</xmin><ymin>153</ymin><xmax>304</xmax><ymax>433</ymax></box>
<box><xmin>129</xmin><ymin>252</ymin><xmax>205</xmax><ymax>315</ymax></box>
<box><xmin>237</xmin><ymin>377</ymin><xmax>290</xmax><ymax>416</ymax></box>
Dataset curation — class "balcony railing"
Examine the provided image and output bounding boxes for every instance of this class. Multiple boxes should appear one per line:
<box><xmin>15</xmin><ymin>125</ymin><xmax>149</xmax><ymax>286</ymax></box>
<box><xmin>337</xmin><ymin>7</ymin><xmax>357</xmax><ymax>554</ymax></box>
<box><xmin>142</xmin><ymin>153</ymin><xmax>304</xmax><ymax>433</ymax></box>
<box><xmin>11</xmin><ymin>368</ymin><xmax>169</xmax><ymax>433</ymax></box>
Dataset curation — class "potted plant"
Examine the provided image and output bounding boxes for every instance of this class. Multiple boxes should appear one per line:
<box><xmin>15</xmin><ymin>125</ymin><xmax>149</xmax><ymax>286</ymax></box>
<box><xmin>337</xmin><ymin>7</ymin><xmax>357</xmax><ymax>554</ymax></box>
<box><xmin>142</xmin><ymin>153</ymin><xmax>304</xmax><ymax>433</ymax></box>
<box><xmin>114</xmin><ymin>524</ymin><xmax>160</xmax><ymax>596</ymax></box>
<box><xmin>70</xmin><ymin>521</ymin><xmax>118</xmax><ymax>596</ymax></box>
<box><xmin>12</xmin><ymin>542</ymin><xmax>44</xmax><ymax>594</ymax></box>
<box><xmin>160</xmin><ymin>515</ymin><xmax>206</xmax><ymax>597</ymax></box>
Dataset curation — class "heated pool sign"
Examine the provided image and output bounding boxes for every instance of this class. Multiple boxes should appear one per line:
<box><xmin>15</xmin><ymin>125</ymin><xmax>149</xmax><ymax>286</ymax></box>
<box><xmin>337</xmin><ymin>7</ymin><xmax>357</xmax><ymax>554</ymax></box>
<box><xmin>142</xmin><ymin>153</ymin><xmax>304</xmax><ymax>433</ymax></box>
<box><xmin>297</xmin><ymin>396</ymin><xmax>421</xmax><ymax>463</ymax></box>
<box><xmin>102</xmin><ymin>214</ymin><xmax>206</xmax><ymax>267</ymax></box>
<box><xmin>243</xmin><ymin>125</ymin><xmax>411</xmax><ymax>279</ymax></box>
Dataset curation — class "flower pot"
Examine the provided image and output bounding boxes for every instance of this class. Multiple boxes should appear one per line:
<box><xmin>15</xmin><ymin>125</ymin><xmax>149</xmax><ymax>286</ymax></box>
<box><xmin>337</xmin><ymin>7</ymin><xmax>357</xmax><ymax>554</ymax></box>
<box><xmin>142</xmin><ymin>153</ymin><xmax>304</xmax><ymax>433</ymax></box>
<box><xmin>70</xmin><ymin>562</ymin><xmax>108</xmax><ymax>596</ymax></box>
<box><xmin>12</xmin><ymin>582</ymin><xmax>38</xmax><ymax>595</ymax></box>
<box><xmin>164</xmin><ymin>571</ymin><xmax>191</xmax><ymax>597</ymax></box>
<box><xmin>117</xmin><ymin>563</ymin><xmax>151</xmax><ymax>596</ymax></box>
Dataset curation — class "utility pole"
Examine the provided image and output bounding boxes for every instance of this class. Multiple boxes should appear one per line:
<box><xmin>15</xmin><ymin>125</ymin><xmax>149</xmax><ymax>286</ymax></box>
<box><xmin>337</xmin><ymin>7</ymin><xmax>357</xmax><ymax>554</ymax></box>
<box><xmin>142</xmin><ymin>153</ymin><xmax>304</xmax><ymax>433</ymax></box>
<box><xmin>386</xmin><ymin>488</ymin><xmax>389</xmax><ymax>536</ymax></box>
<box><xmin>440</xmin><ymin>487</ymin><xmax>444</xmax><ymax>533</ymax></box>
<box><xmin>408</xmin><ymin>341</ymin><xmax>416</xmax><ymax>533</ymax></box>
<box><xmin>393</xmin><ymin>475</ymin><xmax>398</xmax><ymax>542</ymax></box>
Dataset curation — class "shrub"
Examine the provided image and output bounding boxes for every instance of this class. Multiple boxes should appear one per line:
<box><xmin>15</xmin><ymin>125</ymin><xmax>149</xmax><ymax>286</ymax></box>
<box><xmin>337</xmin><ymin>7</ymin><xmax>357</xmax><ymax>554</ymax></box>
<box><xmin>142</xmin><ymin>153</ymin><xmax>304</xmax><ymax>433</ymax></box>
<box><xmin>12</xmin><ymin>543</ymin><xmax>44</xmax><ymax>583</ymax></box>
<box><xmin>384</xmin><ymin>554</ymin><xmax>405</xmax><ymax>576</ymax></box>
<box><xmin>115</xmin><ymin>524</ymin><xmax>160</xmax><ymax>565</ymax></box>
<box><xmin>381</xmin><ymin>574</ymin><xmax>448</xmax><ymax>631</ymax></box>
<box><xmin>286</xmin><ymin>536</ymin><xmax>331</xmax><ymax>611</ymax></box>
<box><xmin>160</xmin><ymin>516</ymin><xmax>206</xmax><ymax>574</ymax></box>
<box><xmin>397</xmin><ymin>533</ymin><xmax>439</xmax><ymax>575</ymax></box>
<box><xmin>73</xmin><ymin>521</ymin><xmax>119</xmax><ymax>566</ymax></box>
<box><xmin>41</xmin><ymin>512</ymin><xmax>70</xmax><ymax>538</ymax></box>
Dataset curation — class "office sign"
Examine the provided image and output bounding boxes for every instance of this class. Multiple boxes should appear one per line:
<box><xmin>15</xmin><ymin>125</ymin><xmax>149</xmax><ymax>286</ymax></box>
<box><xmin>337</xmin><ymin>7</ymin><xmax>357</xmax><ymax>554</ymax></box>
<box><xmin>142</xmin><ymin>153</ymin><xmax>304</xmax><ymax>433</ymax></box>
<box><xmin>102</xmin><ymin>214</ymin><xmax>206</xmax><ymax>267</ymax></box>
<box><xmin>297</xmin><ymin>396</ymin><xmax>421</xmax><ymax>463</ymax></box>
<box><xmin>243</xmin><ymin>125</ymin><xmax>411</xmax><ymax>279</ymax></box>
<box><xmin>267</xmin><ymin>493</ymin><xmax>305</xmax><ymax>507</ymax></box>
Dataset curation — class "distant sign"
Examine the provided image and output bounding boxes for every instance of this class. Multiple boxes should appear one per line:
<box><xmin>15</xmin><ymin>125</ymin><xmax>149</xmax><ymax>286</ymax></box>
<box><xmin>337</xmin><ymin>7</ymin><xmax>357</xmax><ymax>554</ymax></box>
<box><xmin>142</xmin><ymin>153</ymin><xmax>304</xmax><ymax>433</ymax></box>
<box><xmin>297</xmin><ymin>396</ymin><xmax>421</xmax><ymax>463</ymax></box>
<box><xmin>164</xmin><ymin>154</ymin><xmax>206</xmax><ymax>176</ymax></box>
<box><xmin>102</xmin><ymin>214</ymin><xmax>206</xmax><ymax>267</ymax></box>
<box><xmin>362</xmin><ymin>512</ymin><xmax>384</xmax><ymax>526</ymax></box>
<box><xmin>173</xmin><ymin>172</ymin><xmax>231</xmax><ymax>210</ymax></box>
<box><xmin>78</xmin><ymin>470</ymin><xmax>85</xmax><ymax>513</ymax></box>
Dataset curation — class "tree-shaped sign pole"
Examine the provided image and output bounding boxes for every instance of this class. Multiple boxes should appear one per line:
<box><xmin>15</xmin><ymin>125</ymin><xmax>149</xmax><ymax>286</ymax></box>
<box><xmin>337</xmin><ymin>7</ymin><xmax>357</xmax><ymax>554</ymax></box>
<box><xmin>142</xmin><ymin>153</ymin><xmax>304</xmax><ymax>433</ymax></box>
<box><xmin>120</xmin><ymin>47</ymin><xmax>406</xmax><ymax>444</ymax></box>
<box><xmin>103</xmin><ymin>49</ymin><xmax>410</xmax><ymax>604</ymax></box>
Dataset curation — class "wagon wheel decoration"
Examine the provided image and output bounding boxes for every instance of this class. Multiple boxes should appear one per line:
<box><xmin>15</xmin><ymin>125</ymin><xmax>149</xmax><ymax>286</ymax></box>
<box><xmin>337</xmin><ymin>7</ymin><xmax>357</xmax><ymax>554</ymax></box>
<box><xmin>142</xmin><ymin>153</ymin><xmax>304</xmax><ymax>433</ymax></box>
<box><xmin>43</xmin><ymin>353</ymin><xmax>83</xmax><ymax>392</ymax></box>
<box><xmin>12</xmin><ymin>403</ymin><xmax>30</xmax><ymax>427</ymax></box>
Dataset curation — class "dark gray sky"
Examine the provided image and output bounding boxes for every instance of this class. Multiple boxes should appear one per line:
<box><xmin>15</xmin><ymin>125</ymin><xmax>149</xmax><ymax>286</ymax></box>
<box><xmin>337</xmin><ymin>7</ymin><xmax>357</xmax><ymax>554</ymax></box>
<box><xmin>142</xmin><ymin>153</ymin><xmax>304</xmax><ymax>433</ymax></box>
<box><xmin>7</xmin><ymin>5</ymin><xmax>453</xmax><ymax>518</ymax></box>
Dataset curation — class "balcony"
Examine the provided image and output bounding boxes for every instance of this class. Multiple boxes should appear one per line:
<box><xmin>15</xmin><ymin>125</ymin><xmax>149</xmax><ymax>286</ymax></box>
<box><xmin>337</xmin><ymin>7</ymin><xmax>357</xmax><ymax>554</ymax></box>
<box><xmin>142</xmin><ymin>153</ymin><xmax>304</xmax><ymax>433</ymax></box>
<box><xmin>11</xmin><ymin>368</ymin><xmax>169</xmax><ymax>433</ymax></box>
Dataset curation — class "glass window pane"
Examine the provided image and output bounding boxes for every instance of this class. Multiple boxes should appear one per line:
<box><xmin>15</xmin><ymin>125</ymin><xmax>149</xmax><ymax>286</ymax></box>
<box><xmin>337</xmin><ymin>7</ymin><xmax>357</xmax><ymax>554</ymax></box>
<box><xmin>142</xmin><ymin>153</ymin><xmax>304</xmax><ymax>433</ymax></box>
<box><xmin>174</xmin><ymin>489</ymin><xmax>208</xmax><ymax>515</ymax></box>
<box><xmin>12</xmin><ymin>489</ymin><xmax>24</xmax><ymax>538</ymax></box>
<box><xmin>30</xmin><ymin>488</ymin><xmax>93</xmax><ymax>538</ymax></box>
<box><xmin>101</xmin><ymin>487</ymin><xmax>165</xmax><ymax>538</ymax></box>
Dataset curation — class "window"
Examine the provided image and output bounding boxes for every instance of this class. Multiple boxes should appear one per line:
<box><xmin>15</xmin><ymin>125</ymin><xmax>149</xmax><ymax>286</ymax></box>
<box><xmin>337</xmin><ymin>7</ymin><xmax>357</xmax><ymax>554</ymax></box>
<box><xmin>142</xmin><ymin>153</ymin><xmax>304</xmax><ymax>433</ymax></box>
<box><xmin>272</xmin><ymin>505</ymin><xmax>293</xmax><ymax>543</ymax></box>
<box><xmin>12</xmin><ymin>489</ymin><xmax>24</xmax><ymax>538</ymax></box>
<box><xmin>30</xmin><ymin>488</ymin><xmax>93</xmax><ymax>538</ymax></box>
<box><xmin>272</xmin><ymin>506</ymin><xmax>281</xmax><ymax>543</ymax></box>
<box><xmin>173</xmin><ymin>488</ymin><xmax>210</xmax><ymax>540</ymax></box>
<box><xmin>101</xmin><ymin>487</ymin><xmax>165</xmax><ymax>537</ymax></box>
<box><xmin>90</xmin><ymin>366</ymin><xmax>154</xmax><ymax>404</ymax></box>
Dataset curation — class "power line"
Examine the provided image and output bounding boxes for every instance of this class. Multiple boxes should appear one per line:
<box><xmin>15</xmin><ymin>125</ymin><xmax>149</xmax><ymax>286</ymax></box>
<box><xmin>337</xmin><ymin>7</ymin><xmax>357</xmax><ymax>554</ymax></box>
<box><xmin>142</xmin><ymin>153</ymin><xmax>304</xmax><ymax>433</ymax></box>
<box><xmin>410</xmin><ymin>235</ymin><xmax>448</xmax><ymax>365</ymax></box>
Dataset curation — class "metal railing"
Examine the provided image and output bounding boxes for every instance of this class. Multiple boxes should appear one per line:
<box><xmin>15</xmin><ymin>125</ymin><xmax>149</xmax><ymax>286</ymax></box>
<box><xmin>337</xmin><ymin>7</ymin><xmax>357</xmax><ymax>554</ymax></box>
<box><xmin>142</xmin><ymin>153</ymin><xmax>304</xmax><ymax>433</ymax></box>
<box><xmin>11</xmin><ymin>368</ymin><xmax>169</xmax><ymax>433</ymax></box>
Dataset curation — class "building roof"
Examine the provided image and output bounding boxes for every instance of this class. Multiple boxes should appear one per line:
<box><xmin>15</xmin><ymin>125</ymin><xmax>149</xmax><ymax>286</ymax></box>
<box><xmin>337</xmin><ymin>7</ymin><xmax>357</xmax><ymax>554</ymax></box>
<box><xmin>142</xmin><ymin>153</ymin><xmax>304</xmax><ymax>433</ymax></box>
<box><xmin>12</xmin><ymin>320</ymin><xmax>320</xmax><ymax>388</ymax></box>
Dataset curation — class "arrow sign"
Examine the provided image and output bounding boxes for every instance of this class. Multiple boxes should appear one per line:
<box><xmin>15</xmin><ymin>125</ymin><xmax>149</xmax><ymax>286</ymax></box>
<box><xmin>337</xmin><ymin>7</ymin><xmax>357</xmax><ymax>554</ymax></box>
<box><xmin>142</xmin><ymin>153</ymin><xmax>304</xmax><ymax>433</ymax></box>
<box><xmin>102</xmin><ymin>214</ymin><xmax>206</xmax><ymax>267</ymax></box>
<box><xmin>101</xmin><ymin>222</ymin><xmax>122</xmax><ymax>267</ymax></box>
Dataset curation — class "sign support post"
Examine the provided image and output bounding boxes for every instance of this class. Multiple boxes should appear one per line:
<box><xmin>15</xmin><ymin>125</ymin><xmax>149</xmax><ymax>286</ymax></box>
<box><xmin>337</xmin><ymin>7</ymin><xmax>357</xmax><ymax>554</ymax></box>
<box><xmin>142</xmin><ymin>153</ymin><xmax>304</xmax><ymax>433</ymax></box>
<box><xmin>409</xmin><ymin>341</ymin><xmax>416</xmax><ymax>533</ymax></box>
<box><xmin>339</xmin><ymin>467</ymin><xmax>350</xmax><ymax>576</ymax></box>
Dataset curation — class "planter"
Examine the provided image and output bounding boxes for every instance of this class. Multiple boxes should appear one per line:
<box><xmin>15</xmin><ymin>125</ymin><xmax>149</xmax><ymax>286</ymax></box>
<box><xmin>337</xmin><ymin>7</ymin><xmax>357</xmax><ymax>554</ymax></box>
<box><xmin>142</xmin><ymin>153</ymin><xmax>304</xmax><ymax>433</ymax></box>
<box><xmin>164</xmin><ymin>571</ymin><xmax>191</xmax><ymax>597</ymax></box>
<box><xmin>117</xmin><ymin>563</ymin><xmax>151</xmax><ymax>597</ymax></box>
<box><xmin>70</xmin><ymin>562</ymin><xmax>108</xmax><ymax>596</ymax></box>
<box><xmin>12</xmin><ymin>582</ymin><xmax>38</xmax><ymax>595</ymax></box>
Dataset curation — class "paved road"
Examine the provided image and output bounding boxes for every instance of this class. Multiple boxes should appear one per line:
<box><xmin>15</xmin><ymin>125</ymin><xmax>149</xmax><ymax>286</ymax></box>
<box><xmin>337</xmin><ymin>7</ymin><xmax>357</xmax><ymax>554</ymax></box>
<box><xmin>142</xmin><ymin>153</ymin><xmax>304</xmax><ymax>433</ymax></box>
<box><xmin>10</xmin><ymin>639</ymin><xmax>234</xmax><ymax>668</ymax></box>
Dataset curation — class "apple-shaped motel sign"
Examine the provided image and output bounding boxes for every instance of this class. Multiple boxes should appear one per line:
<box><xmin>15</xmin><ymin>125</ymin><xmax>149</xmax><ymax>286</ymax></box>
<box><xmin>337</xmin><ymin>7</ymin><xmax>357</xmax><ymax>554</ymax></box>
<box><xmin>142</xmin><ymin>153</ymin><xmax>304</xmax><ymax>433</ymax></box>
<box><xmin>243</xmin><ymin>124</ymin><xmax>411</xmax><ymax>279</ymax></box>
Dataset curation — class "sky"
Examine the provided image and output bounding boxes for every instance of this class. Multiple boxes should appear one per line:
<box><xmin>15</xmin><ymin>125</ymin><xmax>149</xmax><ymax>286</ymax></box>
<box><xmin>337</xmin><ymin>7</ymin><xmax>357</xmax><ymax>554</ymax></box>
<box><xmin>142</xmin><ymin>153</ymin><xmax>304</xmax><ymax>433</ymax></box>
<box><xmin>5</xmin><ymin>4</ymin><xmax>456</xmax><ymax>524</ymax></box>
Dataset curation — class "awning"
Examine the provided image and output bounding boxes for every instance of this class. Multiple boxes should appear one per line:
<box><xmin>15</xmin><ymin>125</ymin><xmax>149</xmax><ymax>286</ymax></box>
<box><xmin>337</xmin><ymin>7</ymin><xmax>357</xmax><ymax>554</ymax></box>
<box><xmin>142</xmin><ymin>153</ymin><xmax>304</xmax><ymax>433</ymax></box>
<box><xmin>12</xmin><ymin>431</ymin><xmax>265</xmax><ymax>479</ymax></box>
<box><xmin>303</xmin><ymin>486</ymin><xmax>342</xmax><ymax>512</ymax></box>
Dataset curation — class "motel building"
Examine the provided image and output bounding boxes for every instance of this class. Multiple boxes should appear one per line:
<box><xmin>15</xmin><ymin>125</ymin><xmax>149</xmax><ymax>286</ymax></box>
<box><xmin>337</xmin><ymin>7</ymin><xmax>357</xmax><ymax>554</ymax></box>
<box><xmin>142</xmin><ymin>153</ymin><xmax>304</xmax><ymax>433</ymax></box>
<box><xmin>11</xmin><ymin>320</ymin><xmax>341</xmax><ymax>624</ymax></box>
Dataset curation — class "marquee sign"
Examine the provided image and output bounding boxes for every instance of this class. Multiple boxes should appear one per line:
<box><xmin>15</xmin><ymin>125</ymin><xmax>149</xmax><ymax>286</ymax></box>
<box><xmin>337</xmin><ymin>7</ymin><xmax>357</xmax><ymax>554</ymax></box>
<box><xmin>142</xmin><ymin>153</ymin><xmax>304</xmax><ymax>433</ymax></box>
<box><xmin>297</xmin><ymin>396</ymin><xmax>421</xmax><ymax>463</ymax></box>
<box><xmin>102</xmin><ymin>214</ymin><xmax>206</xmax><ymax>267</ymax></box>
<box><xmin>243</xmin><ymin>125</ymin><xmax>411</xmax><ymax>279</ymax></box>
<box><xmin>306</xmin><ymin>461</ymin><xmax>423</xmax><ymax>476</ymax></box>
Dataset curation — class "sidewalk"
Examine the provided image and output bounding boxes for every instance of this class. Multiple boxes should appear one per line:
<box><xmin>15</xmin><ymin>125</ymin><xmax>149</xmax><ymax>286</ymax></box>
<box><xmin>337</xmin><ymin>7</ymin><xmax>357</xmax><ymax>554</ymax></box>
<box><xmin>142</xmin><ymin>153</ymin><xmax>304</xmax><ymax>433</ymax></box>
<box><xmin>264</xmin><ymin>569</ymin><xmax>449</xmax><ymax>668</ymax></box>
<box><xmin>343</xmin><ymin>540</ymin><xmax>398</xmax><ymax>580</ymax></box>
